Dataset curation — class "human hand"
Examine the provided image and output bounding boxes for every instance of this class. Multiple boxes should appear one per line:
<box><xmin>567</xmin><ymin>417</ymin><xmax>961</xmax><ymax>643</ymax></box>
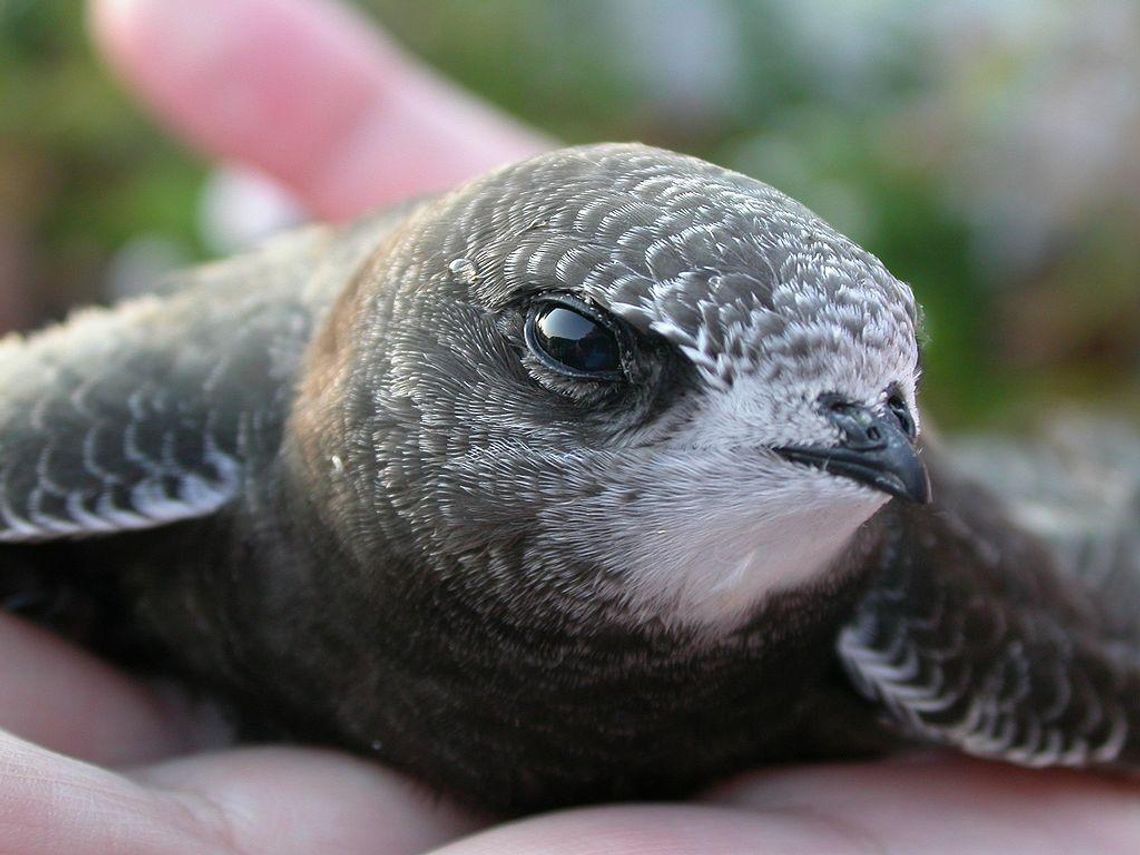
<box><xmin>2</xmin><ymin>0</ymin><xmax>1136</xmax><ymax>851</ymax></box>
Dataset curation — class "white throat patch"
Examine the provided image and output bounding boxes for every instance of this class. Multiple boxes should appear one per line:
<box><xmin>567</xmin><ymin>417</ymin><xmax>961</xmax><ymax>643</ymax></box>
<box><xmin>539</xmin><ymin>445</ymin><xmax>888</xmax><ymax>632</ymax></box>
<box><xmin>531</xmin><ymin>366</ymin><xmax>901</xmax><ymax>631</ymax></box>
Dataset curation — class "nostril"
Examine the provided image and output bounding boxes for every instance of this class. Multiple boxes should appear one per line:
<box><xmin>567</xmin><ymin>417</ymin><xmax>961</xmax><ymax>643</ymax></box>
<box><xmin>818</xmin><ymin>395</ymin><xmax>884</xmax><ymax>449</ymax></box>
<box><xmin>821</xmin><ymin>395</ymin><xmax>854</xmax><ymax>416</ymax></box>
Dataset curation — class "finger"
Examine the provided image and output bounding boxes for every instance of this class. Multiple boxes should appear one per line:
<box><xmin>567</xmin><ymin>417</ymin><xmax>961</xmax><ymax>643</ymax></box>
<box><xmin>0</xmin><ymin>732</ymin><xmax>481</xmax><ymax>855</ymax></box>
<box><xmin>706</xmin><ymin>754</ymin><xmax>1140</xmax><ymax>854</ymax></box>
<box><xmin>425</xmin><ymin>803</ymin><xmax>872</xmax><ymax>855</ymax></box>
<box><xmin>0</xmin><ymin>729</ymin><xmax>218</xmax><ymax>854</ymax></box>
<box><xmin>0</xmin><ymin>615</ymin><xmax>222</xmax><ymax>767</ymax></box>
<box><xmin>134</xmin><ymin>746</ymin><xmax>483</xmax><ymax>854</ymax></box>
<box><xmin>89</xmin><ymin>0</ymin><xmax>550</xmax><ymax>220</ymax></box>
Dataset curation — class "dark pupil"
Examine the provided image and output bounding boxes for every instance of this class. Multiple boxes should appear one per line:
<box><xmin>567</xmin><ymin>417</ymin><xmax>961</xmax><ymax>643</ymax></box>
<box><xmin>535</xmin><ymin>306</ymin><xmax>620</xmax><ymax>373</ymax></box>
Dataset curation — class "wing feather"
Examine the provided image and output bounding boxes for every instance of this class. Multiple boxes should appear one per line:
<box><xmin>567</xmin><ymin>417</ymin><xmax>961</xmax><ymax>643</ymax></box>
<box><xmin>841</xmin><ymin>461</ymin><xmax>1138</xmax><ymax>770</ymax></box>
<box><xmin>0</xmin><ymin>226</ymin><xmax>338</xmax><ymax>542</ymax></box>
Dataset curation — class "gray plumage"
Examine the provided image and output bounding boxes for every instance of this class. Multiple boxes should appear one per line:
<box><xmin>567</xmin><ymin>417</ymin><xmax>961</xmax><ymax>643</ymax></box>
<box><xmin>1</xmin><ymin>144</ymin><xmax>1137</xmax><ymax>813</ymax></box>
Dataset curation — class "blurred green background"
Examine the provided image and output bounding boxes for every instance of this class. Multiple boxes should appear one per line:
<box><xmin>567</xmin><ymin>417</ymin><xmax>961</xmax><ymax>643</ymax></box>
<box><xmin>1</xmin><ymin>0</ymin><xmax>1137</xmax><ymax>429</ymax></box>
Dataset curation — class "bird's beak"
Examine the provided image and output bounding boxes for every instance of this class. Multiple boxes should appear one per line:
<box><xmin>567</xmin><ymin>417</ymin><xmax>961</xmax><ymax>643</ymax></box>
<box><xmin>776</xmin><ymin>402</ymin><xmax>931</xmax><ymax>504</ymax></box>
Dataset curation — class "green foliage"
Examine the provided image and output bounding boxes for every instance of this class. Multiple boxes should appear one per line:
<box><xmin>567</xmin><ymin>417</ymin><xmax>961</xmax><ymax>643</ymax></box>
<box><xmin>0</xmin><ymin>0</ymin><xmax>207</xmax><ymax>316</ymax></box>
<box><xmin>2</xmin><ymin>1</ymin><xmax>1135</xmax><ymax>424</ymax></box>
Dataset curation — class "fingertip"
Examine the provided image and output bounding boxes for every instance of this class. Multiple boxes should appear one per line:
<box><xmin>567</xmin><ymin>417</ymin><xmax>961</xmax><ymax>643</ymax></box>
<box><xmin>88</xmin><ymin>0</ymin><xmax>135</xmax><ymax>54</ymax></box>
<box><xmin>88</xmin><ymin>0</ymin><xmax>550</xmax><ymax>220</ymax></box>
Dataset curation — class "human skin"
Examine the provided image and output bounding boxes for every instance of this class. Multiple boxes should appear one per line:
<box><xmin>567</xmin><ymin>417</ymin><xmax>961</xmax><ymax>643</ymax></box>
<box><xmin>0</xmin><ymin>0</ymin><xmax>1136</xmax><ymax>851</ymax></box>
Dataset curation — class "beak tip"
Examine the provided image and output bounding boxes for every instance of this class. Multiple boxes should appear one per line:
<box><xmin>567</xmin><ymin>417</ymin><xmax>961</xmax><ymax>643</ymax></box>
<box><xmin>883</xmin><ymin>469</ymin><xmax>932</xmax><ymax>504</ymax></box>
<box><xmin>776</xmin><ymin>405</ymin><xmax>931</xmax><ymax>505</ymax></box>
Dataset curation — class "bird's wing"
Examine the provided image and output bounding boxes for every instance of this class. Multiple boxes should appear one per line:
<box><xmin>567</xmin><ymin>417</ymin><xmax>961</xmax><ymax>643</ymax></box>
<box><xmin>0</xmin><ymin>216</ymin><xmax>392</xmax><ymax>542</ymax></box>
<box><xmin>946</xmin><ymin>417</ymin><xmax>1140</xmax><ymax>638</ymax></box>
<box><xmin>839</xmin><ymin>451</ymin><xmax>1140</xmax><ymax>770</ymax></box>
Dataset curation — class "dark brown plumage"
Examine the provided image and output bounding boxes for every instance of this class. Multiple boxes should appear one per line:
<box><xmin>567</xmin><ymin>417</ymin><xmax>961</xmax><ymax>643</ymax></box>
<box><xmin>1</xmin><ymin>144</ymin><xmax>1138</xmax><ymax>814</ymax></box>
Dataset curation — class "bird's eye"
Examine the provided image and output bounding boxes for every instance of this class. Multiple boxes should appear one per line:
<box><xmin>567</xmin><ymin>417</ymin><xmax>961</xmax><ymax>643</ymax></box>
<box><xmin>524</xmin><ymin>298</ymin><xmax>624</xmax><ymax>380</ymax></box>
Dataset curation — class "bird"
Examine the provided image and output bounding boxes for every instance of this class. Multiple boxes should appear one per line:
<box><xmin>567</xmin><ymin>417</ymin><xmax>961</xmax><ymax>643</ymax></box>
<box><xmin>0</xmin><ymin>143</ymin><xmax>1137</xmax><ymax>814</ymax></box>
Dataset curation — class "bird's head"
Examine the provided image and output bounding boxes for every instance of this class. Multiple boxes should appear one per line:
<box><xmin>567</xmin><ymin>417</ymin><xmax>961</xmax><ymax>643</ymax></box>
<box><xmin>302</xmin><ymin>143</ymin><xmax>927</xmax><ymax>631</ymax></box>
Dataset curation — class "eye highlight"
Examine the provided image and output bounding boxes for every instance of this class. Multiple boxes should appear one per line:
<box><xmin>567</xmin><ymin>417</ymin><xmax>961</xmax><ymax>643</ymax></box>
<box><xmin>524</xmin><ymin>297</ymin><xmax>624</xmax><ymax>380</ymax></box>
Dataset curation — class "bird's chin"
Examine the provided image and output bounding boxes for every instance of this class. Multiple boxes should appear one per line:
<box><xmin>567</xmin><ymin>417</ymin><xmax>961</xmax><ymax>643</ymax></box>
<box><xmin>541</xmin><ymin>450</ymin><xmax>889</xmax><ymax>632</ymax></box>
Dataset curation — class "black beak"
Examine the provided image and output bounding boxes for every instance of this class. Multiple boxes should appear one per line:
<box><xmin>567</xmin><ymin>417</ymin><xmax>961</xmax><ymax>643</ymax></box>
<box><xmin>776</xmin><ymin>400</ymin><xmax>931</xmax><ymax>504</ymax></box>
